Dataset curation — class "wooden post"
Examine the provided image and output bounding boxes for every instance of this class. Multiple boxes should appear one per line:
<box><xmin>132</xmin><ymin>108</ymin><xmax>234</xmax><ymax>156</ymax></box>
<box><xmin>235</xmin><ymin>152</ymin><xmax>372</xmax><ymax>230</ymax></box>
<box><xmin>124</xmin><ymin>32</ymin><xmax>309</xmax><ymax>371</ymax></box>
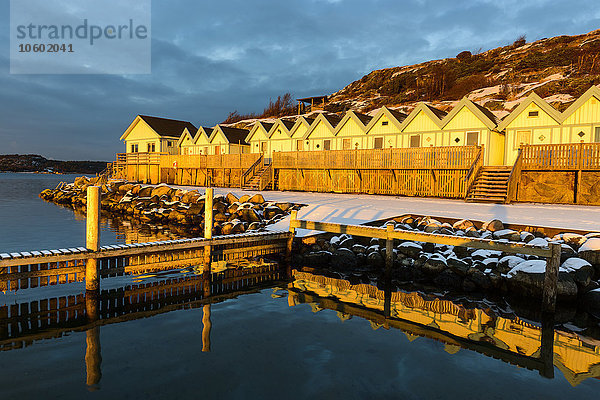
<box><xmin>202</xmin><ymin>304</ymin><xmax>212</xmax><ymax>352</ymax></box>
<box><xmin>539</xmin><ymin>311</ymin><xmax>555</xmax><ymax>379</ymax></box>
<box><xmin>385</xmin><ymin>223</ymin><xmax>394</xmax><ymax>271</ymax></box>
<box><xmin>286</xmin><ymin>210</ymin><xmax>297</xmax><ymax>266</ymax></box>
<box><xmin>204</xmin><ymin>187</ymin><xmax>214</xmax><ymax>273</ymax></box>
<box><xmin>86</xmin><ymin>186</ymin><xmax>100</xmax><ymax>292</ymax></box>
<box><xmin>542</xmin><ymin>243</ymin><xmax>561</xmax><ymax>313</ymax></box>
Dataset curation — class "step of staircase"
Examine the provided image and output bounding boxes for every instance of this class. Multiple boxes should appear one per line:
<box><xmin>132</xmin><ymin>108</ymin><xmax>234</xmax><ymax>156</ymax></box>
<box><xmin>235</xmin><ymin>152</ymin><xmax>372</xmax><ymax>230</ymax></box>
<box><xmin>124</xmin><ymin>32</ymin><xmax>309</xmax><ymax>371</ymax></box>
<box><xmin>466</xmin><ymin>165</ymin><xmax>512</xmax><ymax>203</ymax></box>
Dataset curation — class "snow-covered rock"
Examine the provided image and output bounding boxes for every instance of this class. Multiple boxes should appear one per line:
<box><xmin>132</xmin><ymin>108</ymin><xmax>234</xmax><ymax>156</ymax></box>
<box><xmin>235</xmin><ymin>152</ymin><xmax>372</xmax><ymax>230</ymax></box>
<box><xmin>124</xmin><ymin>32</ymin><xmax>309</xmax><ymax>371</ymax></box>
<box><xmin>562</xmin><ymin>233</ymin><xmax>587</xmax><ymax>247</ymax></box>
<box><xmin>578</xmin><ymin>238</ymin><xmax>600</xmax><ymax>264</ymax></box>
<box><xmin>528</xmin><ymin>238</ymin><xmax>549</xmax><ymax>247</ymax></box>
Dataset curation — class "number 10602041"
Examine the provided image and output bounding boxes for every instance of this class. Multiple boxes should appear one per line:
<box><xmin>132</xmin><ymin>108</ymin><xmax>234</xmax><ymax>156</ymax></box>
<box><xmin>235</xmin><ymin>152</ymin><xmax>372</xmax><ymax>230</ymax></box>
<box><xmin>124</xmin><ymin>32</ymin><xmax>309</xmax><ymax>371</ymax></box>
<box><xmin>18</xmin><ymin>43</ymin><xmax>74</xmax><ymax>53</ymax></box>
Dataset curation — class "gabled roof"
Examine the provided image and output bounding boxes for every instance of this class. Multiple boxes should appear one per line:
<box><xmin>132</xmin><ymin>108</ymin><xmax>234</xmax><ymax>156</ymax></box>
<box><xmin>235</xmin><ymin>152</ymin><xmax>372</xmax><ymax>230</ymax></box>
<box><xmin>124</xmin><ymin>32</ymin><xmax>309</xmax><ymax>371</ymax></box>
<box><xmin>365</xmin><ymin>106</ymin><xmax>407</xmax><ymax>132</ymax></box>
<box><xmin>268</xmin><ymin>119</ymin><xmax>296</xmax><ymax>138</ymax></box>
<box><xmin>399</xmin><ymin>103</ymin><xmax>446</xmax><ymax>131</ymax></box>
<box><xmin>209</xmin><ymin>125</ymin><xmax>250</xmax><ymax>145</ymax></box>
<box><xmin>333</xmin><ymin>111</ymin><xmax>372</xmax><ymax>135</ymax></box>
<box><xmin>496</xmin><ymin>92</ymin><xmax>562</xmax><ymax>131</ymax></box>
<box><xmin>120</xmin><ymin>115</ymin><xmax>197</xmax><ymax>141</ymax></box>
<box><xmin>245</xmin><ymin>121</ymin><xmax>275</xmax><ymax>142</ymax></box>
<box><xmin>303</xmin><ymin>113</ymin><xmax>343</xmax><ymax>139</ymax></box>
<box><xmin>441</xmin><ymin>97</ymin><xmax>498</xmax><ymax>130</ymax></box>
<box><xmin>561</xmin><ymin>85</ymin><xmax>600</xmax><ymax>123</ymax></box>
<box><xmin>192</xmin><ymin>127</ymin><xmax>213</xmax><ymax>145</ymax></box>
<box><xmin>289</xmin><ymin>116</ymin><xmax>315</xmax><ymax>137</ymax></box>
<box><xmin>176</xmin><ymin>127</ymin><xmax>196</xmax><ymax>147</ymax></box>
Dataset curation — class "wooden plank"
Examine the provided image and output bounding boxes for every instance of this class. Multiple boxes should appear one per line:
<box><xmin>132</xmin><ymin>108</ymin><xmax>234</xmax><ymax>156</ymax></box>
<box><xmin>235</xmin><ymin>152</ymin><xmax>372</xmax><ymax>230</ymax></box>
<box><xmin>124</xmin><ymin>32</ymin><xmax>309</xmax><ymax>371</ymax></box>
<box><xmin>291</xmin><ymin>219</ymin><xmax>552</xmax><ymax>257</ymax></box>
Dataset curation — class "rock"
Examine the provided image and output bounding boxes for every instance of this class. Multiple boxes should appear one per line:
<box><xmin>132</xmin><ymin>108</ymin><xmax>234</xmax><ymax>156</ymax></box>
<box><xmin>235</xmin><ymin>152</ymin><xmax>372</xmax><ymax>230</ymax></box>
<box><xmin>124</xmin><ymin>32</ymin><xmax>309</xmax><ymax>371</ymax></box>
<box><xmin>465</xmin><ymin>228</ymin><xmax>480</xmax><ymax>238</ymax></box>
<box><xmin>367</xmin><ymin>251</ymin><xmax>384</xmax><ymax>267</ymax></box>
<box><xmin>493</xmin><ymin>229</ymin><xmax>520</xmax><ymax>241</ymax></box>
<box><xmin>275</xmin><ymin>202</ymin><xmax>293</xmax><ymax>212</ymax></box>
<box><xmin>453</xmin><ymin>219</ymin><xmax>475</xmax><ymax>230</ymax></box>
<box><xmin>584</xmin><ymin>288</ymin><xmax>600</xmax><ymax>310</ymax></box>
<box><xmin>467</xmin><ymin>268</ymin><xmax>491</xmax><ymax>290</ymax></box>
<box><xmin>421</xmin><ymin>254</ymin><xmax>447</xmax><ymax>275</ymax></box>
<box><xmin>560</xmin><ymin>244</ymin><xmax>577</xmax><ymax>262</ymax></box>
<box><xmin>434</xmin><ymin>270</ymin><xmax>463</xmax><ymax>288</ymax></box>
<box><xmin>482</xmin><ymin>219</ymin><xmax>504</xmax><ymax>232</ymax></box>
<box><xmin>497</xmin><ymin>256</ymin><xmax>526</xmax><ymax>274</ymax></box>
<box><xmin>351</xmin><ymin>244</ymin><xmax>367</xmax><ymax>255</ymax></box>
<box><xmin>330</xmin><ymin>236</ymin><xmax>341</xmax><ymax>247</ymax></box>
<box><xmin>471</xmin><ymin>249</ymin><xmax>502</xmax><ymax>261</ymax></box>
<box><xmin>562</xmin><ymin>233</ymin><xmax>587</xmax><ymax>247</ymax></box>
<box><xmin>263</xmin><ymin>206</ymin><xmax>283</xmax><ymax>220</ymax></box>
<box><xmin>138</xmin><ymin>186</ymin><xmax>153</xmax><ymax>197</ymax></box>
<box><xmin>397</xmin><ymin>242</ymin><xmax>422</xmax><ymax>258</ymax></box>
<box><xmin>447</xmin><ymin>256</ymin><xmax>470</xmax><ymax>276</ymax></box>
<box><xmin>303</xmin><ymin>251</ymin><xmax>332</xmax><ymax>268</ymax></box>
<box><xmin>578</xmin><ymin>238</ymin><xmax>600</xmax><ymax>264</ymax></box>
<box><xmin>338</xmin><ymin>237</ymin><xmax>355</xmax><ymax>250</ymax></box>
<box><xmin>331</xmin><ymin>248</ymin><xmax>358</xmax><ymax>269</ymax></box>
<box><xmin>226</xmin><ymin>192</ymin><xmax>239</xmax><ymax>204</ymax></box>
<box><xmin>520</xmin><ymin>231</ymin><xmax>535</xmax><ymax>243</ymax></box>
<box><xmin>528</xmin><ymin>237</ymin><xmax>549</xmax><ymax>247</ymax></box>
<box><xmin>562</xmin><ymin>258</ymin><xmax>594</xmax><ymax>288</ymax></box>
<box><xmin>248</xmin><ymin>194</ymin><xmax>265</xmax><ymax>204</ymax></box>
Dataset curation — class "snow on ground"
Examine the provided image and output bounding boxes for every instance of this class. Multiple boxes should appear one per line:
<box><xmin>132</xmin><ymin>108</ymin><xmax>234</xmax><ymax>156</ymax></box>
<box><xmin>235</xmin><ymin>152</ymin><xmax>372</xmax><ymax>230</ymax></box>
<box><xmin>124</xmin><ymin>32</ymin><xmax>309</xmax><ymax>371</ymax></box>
<box><xmin>169</xmin><ymin>186</ymin><xmax>600</xmax><ymax>237</ymax></box>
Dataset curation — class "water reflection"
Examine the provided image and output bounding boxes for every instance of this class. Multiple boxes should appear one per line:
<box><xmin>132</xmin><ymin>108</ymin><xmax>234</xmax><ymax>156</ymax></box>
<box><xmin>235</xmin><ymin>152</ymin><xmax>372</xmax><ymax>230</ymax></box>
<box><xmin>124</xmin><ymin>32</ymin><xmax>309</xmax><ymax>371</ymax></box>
<box><xmin>288</xmin><ymin>270</ymin><xmax>600</xmax><ymax>386</ymax></box>
<box><xmin>0</xmin><ymin>263</ymin><xmax>284</xmax><ymax>389</ymax></box>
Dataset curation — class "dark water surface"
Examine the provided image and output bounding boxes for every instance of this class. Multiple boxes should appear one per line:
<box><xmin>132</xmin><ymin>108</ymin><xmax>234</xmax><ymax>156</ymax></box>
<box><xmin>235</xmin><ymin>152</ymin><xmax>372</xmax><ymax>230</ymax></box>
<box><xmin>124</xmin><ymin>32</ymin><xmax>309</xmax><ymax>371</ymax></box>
<box><xmin>1</xmin><ymin>173</ymin><xmax>599</xmax><ymax>399</ymax></box>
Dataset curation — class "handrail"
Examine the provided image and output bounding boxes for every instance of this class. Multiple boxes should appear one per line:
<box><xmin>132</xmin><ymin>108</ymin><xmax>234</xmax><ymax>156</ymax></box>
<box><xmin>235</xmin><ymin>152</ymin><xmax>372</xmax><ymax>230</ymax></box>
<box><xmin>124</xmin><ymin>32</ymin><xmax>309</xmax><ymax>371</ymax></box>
<box><xmin>241</xmin><ymin>154</ymin><xmax>264</xmax><ymax>187</ymax></box>
<box><xmin>258</xmin><ymin>163</ymin><xmax>273</xmax><ymax>191</ymax></box>
<box><xmin>463</xmin><ymin>145</ymin><xmax>483</xmax><ymax>198</ymax></box>
<box><xmin>506</xmin><ymin>149</ymin><xmax>523</xmax><ymax>204</ymax></box>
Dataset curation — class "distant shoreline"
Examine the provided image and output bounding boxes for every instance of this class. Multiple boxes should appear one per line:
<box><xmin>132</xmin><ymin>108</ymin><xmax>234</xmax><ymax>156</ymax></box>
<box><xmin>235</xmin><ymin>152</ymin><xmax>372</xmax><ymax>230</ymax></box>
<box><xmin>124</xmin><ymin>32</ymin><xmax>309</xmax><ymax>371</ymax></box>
<box><xmin>0</xmin><ymin>154</ymin><xmax>108</xmax><ymax>175</ymax></box>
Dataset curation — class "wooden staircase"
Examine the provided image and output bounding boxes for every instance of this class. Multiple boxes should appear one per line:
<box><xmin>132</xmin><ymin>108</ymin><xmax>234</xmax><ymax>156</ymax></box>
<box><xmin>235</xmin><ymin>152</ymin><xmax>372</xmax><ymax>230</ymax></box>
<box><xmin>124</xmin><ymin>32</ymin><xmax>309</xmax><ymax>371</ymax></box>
<box><xmin>466</xmin><ymin>166</ymin><xmax>512</xmax><ymax>203</ymax></box>
<box><xmin>242</xmin><ymin>164</ymin><xmax>272</xmax><ymax>190</ymax></box>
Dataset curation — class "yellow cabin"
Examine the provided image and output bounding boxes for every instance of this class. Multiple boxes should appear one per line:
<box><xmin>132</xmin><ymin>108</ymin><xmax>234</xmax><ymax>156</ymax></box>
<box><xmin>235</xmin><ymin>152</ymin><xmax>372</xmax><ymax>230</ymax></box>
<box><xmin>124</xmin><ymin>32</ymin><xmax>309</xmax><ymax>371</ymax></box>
<box><xmin>334</xmin><ymin>111</ymin><xmax>372</xmax><ymax>150</ymax></box>
<box><xmin>363</xmin><ymin>107</ymin><xmax>407</xmax><ymax>149</ymax></box>
<box><xmin>289</xmin><ymin>116</ymin><xmax>315</xmax><ymax>151</ymax></box>
<box><xmin>246</xmin><ymin>122</ymin><xmax>274</xmax><ymax>156</ymax></box>
<box><xmin>561</xmin><ymin>86</ymin><xmax>600</xmax><ymax>145</ymax></box>
<box><xmin>440</xmin><ymin>98</ymin><xmax>505</xmax><ymax>165</ymax></box>
<box><xmin>399</xmin><ymin>103</ymin><xmax>447</xmax><ymax>148</ymax></box>
<box><xmin>268</xmin><ymin>119</ymin><xmax>296</xmax><ymax>154</ymax></box>
<box><xmin>120</xmin><ymin>115</ymin><xmax>197</xmax><ymax>155</ymax></box>
<box><xmin>303</xmin><ymin>113</ymin><xmax>342</xmax><ymax>151</ymax></box>
<box><xmin>207</xmin><ymin>125</ymin><xmax>250</xmax><ymax>155</ymax></box>
<box><xmin>497</xmin><ymin>93</ymin><xmax>563</xmax><ymax>164</ymax></box>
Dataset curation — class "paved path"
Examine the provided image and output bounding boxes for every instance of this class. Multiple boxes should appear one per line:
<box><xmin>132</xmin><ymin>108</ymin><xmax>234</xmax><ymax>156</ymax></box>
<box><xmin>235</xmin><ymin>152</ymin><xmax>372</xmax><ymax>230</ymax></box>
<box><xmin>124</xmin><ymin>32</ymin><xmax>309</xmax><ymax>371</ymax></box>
<box><xmin>169</xmin><ymin>185</ymin><xmax>600</xmax><ymax>236</ymax></box>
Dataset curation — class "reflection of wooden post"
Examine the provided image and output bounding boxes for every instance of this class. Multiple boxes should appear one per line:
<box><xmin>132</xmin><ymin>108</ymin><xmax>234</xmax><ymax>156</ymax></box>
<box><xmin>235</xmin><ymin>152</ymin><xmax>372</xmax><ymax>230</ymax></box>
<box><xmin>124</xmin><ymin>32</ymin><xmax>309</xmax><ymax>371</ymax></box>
<box><xmin>86</xmin><ymin>186</ymin><xmax>101</xmax><ymax>291</ymax></box>
<box><xmin>204</xmin><ymin>187</ymin><xmax>214</xmax><ymax>273</ymax></box>
<box><xmin>540</xmin><ymin>312</ymin><xmax>555</xmax><ymax>379</ymax></box>
<box><xmin>542</xmin><ymin>243</ymin><xmax>561</xmax><ymax>313</ymax></box>
<box><xmin>202</xmin><ymin>304</ymin><xmax>212</xmax><ymax>352</ymax></box>
<box><xmin>286</xmin><ymin>210</ymin><xmax>297</xmax><ymax>278</ymax></box>
<box><xmin>85</xmin><ymin>326</ymin><xmax>102</xmax><ymax>389</ymax></box>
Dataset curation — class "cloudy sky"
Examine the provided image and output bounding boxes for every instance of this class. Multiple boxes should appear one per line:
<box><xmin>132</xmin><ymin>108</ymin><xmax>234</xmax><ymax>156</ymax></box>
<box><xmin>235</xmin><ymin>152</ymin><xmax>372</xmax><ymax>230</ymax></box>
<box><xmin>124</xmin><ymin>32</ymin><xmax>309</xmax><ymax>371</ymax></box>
<box><xmin>1</xmin><ymin>0</ymin><xmax>599</xmax><ymax>161</ymax></box>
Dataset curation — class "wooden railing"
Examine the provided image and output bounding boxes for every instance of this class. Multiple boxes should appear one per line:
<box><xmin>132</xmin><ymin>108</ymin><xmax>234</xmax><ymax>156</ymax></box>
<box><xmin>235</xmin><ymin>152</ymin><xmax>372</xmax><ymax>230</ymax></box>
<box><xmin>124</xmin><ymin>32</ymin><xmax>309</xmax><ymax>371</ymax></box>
<box><xmin>506</xmin><ymin>149</ymin><xmax>523</xmax><ymax>204</ymax></box>
<box><xmin>241</xmin><ymin>154</ymin><xmax>264</xmax><ymax>188</ymax></box>
<box><xmin>116</xmin><ymin>152</ymin><xmax>166</xmax><ymax>164</ymax></box>
<box><xmin>273</xmin><ymin>146</ymin><xmax>481</xmax><ymax>170</ymax></box>
<box><xmin>159</xmin><ymin>153</ymin><xmax>261</xmax><ymax>170</ymax></box>
<box><xmin>463</xmin><ymin>145</ymin><xmax>484</xmax><ymax>198</ymax></box>
<box><xmin>521</xmin><ymin>143</ymin><xmax>600</xmax><ymax>170</ymax></box>
<box><xmin>258</xmin><ymin>163</ymin><xmax>273</xmax><ymax>191</ymax></box>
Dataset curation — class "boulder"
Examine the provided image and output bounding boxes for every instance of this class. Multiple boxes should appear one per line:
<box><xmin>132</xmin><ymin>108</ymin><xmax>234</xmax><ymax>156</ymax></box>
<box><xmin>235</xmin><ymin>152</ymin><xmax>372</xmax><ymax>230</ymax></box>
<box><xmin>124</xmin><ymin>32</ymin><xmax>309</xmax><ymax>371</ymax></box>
<box><xmin>520</xmin><ymin>231</ymin><xmax>535</xmax><ymax>243</ymax></box>
<box><xmin>447</xmin><ymin>256</ymin><xmax>470</xmax><ymax>276</ymax></box>
<box><xmin>331</xmin><ymin>248</ymin><xmax>359</xmax><ymax>269</ymax></box>
<box><xmin>248</xmin><ymin>194</ymin><xmax>265</xmax><ymax>204</ymax></box>
<box><xmin>351</xmin><ymin>244</ymin><xmax>367</xmax><ymax>255</ymax></box>
<box><xmin>397</xmin><ymin>242</ymin><xmax>422</xmax><ymax>258</ymax></box>
<box><xmin>421</xmin><ymin>254</ymin><xmax>447</xmax><ymax>275</ymax></box>
<box><xmin>562</xmin><ymin>233</ymin><xmax>587</xmax><ymax>247</ymax></box>
<box><xmin>434</xmin><ymin>270</ymin><xmax>463</xmax><ymax>288</ymax></box>
<box><xmin>367</xmin><ymin>251</ymin><xmax>384</xmax><ymax>267</ymax></box>
<box><xmin>578</xmin><ymin>238</ymin><xmax>600</xmax><ymax>265</ymax></box>
<box><xmin>584</xmin><ymin>288</ymin><xmax>600</xmax><ymax>310</ymax></box>
<box><xmin>493</xmin><ymin>229</ymin><xmax>520</xmax><ymax>241</ymax></box>
<box><xmin>482</xmin><ymin>219</ymin><xmax>504</xmax><ymax>232</ymax></box>
<box><xmin>497</xmin><ymin>256</ymin><xmax>526</xmax><ymax>274</ymax></box>
<box><xmin>226</xmin><ymin>192</ymin><xmax>239</xmax><ymax>204</ymax></box>
<box><xmin>303</xmin><ymin>251</ymin><xmax>332</xmax><ymax>268</ymax></box>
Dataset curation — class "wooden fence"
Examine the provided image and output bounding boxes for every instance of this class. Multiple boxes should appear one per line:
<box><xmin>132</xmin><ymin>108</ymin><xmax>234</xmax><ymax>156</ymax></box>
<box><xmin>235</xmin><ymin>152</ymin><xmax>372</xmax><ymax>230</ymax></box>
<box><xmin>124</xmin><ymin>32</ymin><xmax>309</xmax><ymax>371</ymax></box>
<box><xmin>274</xmin><ymin>146</ymin><xmax>482</xmax><ymax>198</ymax></box>
<box><xmin>521</xmin><ymin>143</ymin><xmax>600</xmax><ymax>170</ymax></box>
<box><xmin>112</xmin><ymin>152</ymin><xmax>261</xmax><ymax>186</ymax></box>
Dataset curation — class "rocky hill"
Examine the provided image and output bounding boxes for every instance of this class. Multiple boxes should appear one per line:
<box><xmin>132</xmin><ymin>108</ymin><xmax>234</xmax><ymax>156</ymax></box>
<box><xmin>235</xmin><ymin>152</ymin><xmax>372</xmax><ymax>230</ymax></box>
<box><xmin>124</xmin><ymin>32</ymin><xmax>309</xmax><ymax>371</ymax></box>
<box><xmin>324</xmin><ymin>29</ymin><xmax>600</xmax><ymax>119</ymax></box>
<box><xmin>0</xmin><ymin>154</ymin><xmax>108</xmax><ymax>174</ymax></box>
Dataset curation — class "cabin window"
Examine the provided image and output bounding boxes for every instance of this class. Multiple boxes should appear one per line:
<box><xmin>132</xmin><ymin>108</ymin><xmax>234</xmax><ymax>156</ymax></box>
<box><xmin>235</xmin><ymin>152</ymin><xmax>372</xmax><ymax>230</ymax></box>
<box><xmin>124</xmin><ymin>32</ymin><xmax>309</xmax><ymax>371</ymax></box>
<box><xmin>515</xmin><ymin>130</ymin><xmax>532</xmax><ymax>148</ymax></box>
<box><xmin>342</xmin><ymin>138</ymin><xmax>352</xmax><ymax>150</ymax></box>
<box><xmin>410</xmin><ymin>135</ymin><xmax>421</xmax><ymax>148</ymax></box>
<box><xmin>323</xmin><ymin>140</ymin><xmax>331</xmax><ymax>151</ymax></box>
<box><xmin>296</xmin><ymin>140</ymin><xmax>303</xmax><ymax>151</ymax></box>
<box><xmin>528</xmin><ymin>111</ymin><xmax>539</xmax><ymax>117</ymax></box>
<box><xmin>374</xmin><ymin>137</ymin><xmax>384</xmax><ymax>149</ymax></box>
<box><xmin>147</xmin><ymin>143</ymin><xmax>156</xmax><ymax>152</ymax></box>
<box><xmin>595</xmin><ymin>127</ymin><xmax>600</xmax><ymax>143</ymax></box>
<box><xmin>382</xmin><ymin>121</ymin><xmax>389</xmax><ymax>126</ymax></box>
<box><xmin>466</xmin><ymin>132</ymin><xmax>479</xmax><ymax>146</ymax></box>
<box><xmin>130</xmin><ymin>144</ymin><xmax>138</xmax><ymax>153</ymax></box>
<box><xmin>167</xmin><ymin>141</ymin><xmax>173</xmax><ymax>147</ymax></box>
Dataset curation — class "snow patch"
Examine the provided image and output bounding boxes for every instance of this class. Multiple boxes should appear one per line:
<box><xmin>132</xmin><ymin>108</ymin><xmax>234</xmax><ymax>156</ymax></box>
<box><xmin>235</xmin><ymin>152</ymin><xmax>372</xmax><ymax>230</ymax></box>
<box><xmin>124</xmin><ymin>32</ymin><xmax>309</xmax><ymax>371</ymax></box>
<box><xmin>580</xmin><ymin>238</ymin><xmax>600</xmax><ymax>252</ymax></box>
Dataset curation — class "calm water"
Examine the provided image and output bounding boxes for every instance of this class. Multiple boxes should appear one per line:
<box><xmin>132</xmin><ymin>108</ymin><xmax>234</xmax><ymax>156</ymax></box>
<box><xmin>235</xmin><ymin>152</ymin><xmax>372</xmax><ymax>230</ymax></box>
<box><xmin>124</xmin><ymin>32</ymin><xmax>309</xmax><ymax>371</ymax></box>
<box><xmin>1</xmin><ymin>173</ymin><xmax>599</xmax><ymax>399</ymax></box>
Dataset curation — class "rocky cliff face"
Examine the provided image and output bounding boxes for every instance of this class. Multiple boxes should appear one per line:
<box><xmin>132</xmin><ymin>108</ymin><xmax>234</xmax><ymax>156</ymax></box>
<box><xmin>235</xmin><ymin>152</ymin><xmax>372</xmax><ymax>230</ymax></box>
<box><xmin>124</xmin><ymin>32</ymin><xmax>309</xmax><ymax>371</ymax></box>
<box><xmin>0</xmin><ymin>154</ymin><xmax>108</xmax><ymax>174</ymax></box>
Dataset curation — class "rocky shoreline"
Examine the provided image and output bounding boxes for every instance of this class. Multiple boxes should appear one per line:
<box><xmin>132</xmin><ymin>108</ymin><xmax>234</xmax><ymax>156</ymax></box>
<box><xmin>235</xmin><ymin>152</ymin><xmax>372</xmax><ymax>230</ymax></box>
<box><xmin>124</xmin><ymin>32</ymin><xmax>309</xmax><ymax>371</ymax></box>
<box><xmin>293</xmin><ymin>216</ymin><xmax>600</xmax><ymax>309</ymax></box>
<box><xmin>40</xmin><ymin>176</ymin><xmax>301</xmax><ymax>236</ymax></box>
<box><xmin>1</xmin><ymin>154</ymin><xmax>108</xmax><ymax>174</ymax></box>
